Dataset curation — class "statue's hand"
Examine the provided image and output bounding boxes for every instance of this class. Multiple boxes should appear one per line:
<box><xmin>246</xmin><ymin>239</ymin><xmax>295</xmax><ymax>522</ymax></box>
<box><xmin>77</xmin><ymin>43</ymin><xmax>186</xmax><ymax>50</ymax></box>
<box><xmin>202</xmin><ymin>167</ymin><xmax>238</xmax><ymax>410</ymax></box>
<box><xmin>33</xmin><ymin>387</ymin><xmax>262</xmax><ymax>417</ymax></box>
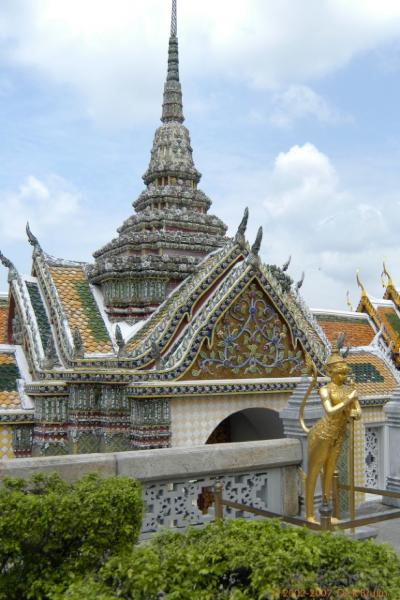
<box><xmin>346</xmin><ymin>389</ymin><xmax>357</xmax><ymax>403</ymax></box>
<box><xmin>350</xmin><ymin>407</ymin><xmax>362</xmax><ymax>420</ymax></box>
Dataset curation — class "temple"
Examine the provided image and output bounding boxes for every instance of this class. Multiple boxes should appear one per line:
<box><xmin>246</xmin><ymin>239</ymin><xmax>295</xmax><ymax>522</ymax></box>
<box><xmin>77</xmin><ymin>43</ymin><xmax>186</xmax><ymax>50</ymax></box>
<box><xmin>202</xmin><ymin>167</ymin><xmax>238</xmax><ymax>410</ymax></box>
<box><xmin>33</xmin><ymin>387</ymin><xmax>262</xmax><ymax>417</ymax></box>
<box><xmin>0</xmin><ymin>1</ymin><xmax>399</xmax><ymax>505</ymax></box>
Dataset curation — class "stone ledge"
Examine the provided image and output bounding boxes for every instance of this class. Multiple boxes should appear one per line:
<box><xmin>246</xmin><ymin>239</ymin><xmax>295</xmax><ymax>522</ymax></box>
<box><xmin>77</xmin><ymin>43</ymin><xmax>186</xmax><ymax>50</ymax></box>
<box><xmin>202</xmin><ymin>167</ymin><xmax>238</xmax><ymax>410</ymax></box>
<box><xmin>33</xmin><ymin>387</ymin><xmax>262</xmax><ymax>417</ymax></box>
<box><xmin>0</xmin><ymin>438</ymin><xmax>302</xmax><ymax>484</ymax></box>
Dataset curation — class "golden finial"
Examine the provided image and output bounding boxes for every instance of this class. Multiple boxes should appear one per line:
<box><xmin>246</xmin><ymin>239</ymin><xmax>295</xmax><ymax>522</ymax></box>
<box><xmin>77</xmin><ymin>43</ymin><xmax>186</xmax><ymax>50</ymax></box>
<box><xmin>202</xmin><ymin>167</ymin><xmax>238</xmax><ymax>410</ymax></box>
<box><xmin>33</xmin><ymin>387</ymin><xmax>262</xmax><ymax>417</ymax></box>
<box><xmin>346</xmin><ymin>290</ymin><xmax>354</xmax><ymax>312</ymax></box>
<box><xmin>381</xmin><ymin>260</ymin><xmax>393</xmax><ymax>289</ymax></box>
<box><xmin>356</xmin><ymin>270</ymin><xmax>367</xmax><ymax>298</ymax></box>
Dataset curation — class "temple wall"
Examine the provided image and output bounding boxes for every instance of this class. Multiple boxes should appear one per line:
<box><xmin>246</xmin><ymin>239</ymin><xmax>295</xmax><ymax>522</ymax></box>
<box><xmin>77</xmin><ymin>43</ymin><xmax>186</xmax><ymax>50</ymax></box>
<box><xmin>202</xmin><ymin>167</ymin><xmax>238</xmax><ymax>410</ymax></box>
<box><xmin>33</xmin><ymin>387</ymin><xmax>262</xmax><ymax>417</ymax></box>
<box><xmin>356</xmin><ymin>405</ymin><xmax>386</xmax><ymax>502</ymax></box>
<box><xmin>170</xmin><ymin>391</ymin><xmax>291</xmax><ymax>447</ymax></box>
<box><xmin>0</xmin><ymin>425</ymin><xmax>14</xmax><ymax>459</ymax></box>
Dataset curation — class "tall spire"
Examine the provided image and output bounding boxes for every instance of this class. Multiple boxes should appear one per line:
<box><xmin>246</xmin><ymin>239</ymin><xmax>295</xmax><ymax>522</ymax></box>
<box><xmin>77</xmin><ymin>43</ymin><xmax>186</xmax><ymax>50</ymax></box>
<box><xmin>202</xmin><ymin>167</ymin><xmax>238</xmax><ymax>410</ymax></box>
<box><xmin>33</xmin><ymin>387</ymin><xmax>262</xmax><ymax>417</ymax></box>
<box><xmin>171</xmin><ymin>0</ymin><xmax>177</xmax><ymax>37</ymax></box>
<box><xmin>162</xmin><ymin>0</ymin><xmax>184</xmax><ymax>123</ymax></box>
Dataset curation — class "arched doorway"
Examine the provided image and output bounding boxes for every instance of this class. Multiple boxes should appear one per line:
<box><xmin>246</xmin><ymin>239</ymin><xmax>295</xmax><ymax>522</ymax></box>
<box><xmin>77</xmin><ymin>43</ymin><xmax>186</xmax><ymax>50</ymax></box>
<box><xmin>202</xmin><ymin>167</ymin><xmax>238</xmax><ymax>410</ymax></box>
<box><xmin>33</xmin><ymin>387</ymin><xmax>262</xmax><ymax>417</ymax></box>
<box><xmin>205</xmin><ymin>407</ymin><xmax>284</xmax><ymax>444</ymax></box>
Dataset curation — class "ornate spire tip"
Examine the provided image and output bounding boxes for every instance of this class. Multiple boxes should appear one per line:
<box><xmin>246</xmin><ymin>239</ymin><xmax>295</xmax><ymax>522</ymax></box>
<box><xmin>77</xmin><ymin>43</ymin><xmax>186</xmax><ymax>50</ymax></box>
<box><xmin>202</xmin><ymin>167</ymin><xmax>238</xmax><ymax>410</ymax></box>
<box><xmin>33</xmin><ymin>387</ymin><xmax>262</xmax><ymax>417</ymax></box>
<box><xmin>171</xmin><ymin>0</ymin><xmax>177</xmax><ymax>37</ymax></box>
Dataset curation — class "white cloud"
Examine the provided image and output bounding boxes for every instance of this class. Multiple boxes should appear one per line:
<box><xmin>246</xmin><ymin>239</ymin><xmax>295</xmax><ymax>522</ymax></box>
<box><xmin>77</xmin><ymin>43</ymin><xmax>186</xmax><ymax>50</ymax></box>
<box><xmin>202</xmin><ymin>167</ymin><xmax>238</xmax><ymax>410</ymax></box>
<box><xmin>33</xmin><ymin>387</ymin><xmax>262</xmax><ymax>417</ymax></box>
<box><xmin>1</xmin><ymin>1</ymin><xmax>400</xmax><ymax>125</ymax></box>
<box><xmin>260</xmin><ymin>143</ymin><xmax>400</xmax><ymax>306</ymax></box>
<box><xmin>204</xmin><ymin>142</ymin><xmax>400</xmax><ymax>309</ymax></box>
<box><xmin>0</xmin><ymin>175</ymin><xmax>81</xmax><ymax>242</ymax></box>
<box><xmin>270</xmin><ymin>85</ymin><xmax>351</xmax><ymax>127</ymax></box>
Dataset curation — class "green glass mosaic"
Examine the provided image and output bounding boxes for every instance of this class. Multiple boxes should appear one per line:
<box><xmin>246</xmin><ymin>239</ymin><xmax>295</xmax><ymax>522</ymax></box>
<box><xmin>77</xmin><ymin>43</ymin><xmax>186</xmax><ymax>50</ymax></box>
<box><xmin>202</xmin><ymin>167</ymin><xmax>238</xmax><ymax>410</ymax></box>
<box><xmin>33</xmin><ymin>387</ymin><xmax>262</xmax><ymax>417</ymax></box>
<box><xmin>26</xmin><ymin>282</ymin><xmax>52</xmax><ymax>349</ymax></box>
<box><xmin>385</xmin><ymin>312</ymin><xmax>400</xmax><ymax>338</ymax></box>
<box><xmin>348</xmin><ymin>362</ymin><xmax>384</xmax><ymax>383</ymax></box>
<box><xmin>73</xmin><ymin>281</ymin><xmax>110</xmax><ymax>343</ymax></box>
<box><xmin>0</xmin><ymin>363</ymin><xmax>20</xmax><ymax>391</ymax></box>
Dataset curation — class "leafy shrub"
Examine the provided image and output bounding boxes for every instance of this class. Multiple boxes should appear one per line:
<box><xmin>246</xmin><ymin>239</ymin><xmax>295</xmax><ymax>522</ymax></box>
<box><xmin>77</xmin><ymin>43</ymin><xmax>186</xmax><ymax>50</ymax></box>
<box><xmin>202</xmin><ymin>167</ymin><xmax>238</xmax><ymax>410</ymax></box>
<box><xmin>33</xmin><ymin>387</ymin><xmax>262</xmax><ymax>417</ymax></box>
<box><xmin>0</xmin><ymin>473</ymin><xmax>143</xmax><ymax>599</ymax></box>
<box><xmin>60</xmin><ymin>519</ymin><xmax>400</xmax><ymax>600</ymax></box>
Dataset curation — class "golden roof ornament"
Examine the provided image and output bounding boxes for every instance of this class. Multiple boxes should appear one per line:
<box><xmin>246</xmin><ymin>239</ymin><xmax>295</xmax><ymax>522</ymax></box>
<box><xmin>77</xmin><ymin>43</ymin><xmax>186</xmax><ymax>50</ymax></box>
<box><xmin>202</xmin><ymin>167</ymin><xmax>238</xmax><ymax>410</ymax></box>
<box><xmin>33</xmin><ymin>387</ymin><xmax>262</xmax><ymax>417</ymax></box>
<box><xmin>346</xmin><ymin>290</ymin><xmax>354</xmax><ymax>312</ymax></box>
<box><xmin>381</xmin><ymin>260</ymin><xmax>393</xmax><ymax>289</ymax></box>
<box><xmin>356</xmin><ymin>270</ymin><xmax>367</xmax><ymax>298</ymax></box>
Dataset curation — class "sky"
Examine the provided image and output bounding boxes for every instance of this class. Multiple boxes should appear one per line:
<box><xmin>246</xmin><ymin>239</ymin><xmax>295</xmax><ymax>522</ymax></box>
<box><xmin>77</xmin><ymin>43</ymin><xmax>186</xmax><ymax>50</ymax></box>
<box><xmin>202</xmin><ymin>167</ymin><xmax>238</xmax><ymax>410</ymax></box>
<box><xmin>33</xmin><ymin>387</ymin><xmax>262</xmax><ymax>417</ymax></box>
<box><xmin>1</xmin><ymin>0</ymin><xmax>400</xmax><ymax>309</ymax></box>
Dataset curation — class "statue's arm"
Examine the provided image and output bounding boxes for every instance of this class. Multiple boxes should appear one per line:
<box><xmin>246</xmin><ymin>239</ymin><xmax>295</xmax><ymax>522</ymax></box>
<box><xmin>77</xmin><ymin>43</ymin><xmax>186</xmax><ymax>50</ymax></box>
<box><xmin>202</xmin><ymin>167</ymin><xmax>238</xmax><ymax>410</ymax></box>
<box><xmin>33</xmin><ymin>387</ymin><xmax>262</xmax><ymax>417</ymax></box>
<box><xmin>319</xmin><ymin>386</ymin><xmax>355</xmax><ymax>415</ymax></box>
<box><xmin>350</xmin><ymin>397</ymin><xmax>362</xmax><ymax>420</ymax></box>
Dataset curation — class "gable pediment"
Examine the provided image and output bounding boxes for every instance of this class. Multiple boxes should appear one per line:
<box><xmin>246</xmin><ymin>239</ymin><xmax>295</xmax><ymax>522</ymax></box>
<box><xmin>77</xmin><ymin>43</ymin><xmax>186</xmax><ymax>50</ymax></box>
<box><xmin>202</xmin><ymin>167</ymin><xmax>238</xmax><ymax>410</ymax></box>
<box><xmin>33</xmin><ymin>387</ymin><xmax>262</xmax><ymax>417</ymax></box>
<box><xmin>186</xmin><ymin>279</ymin><xmax>307</xmax><ymax>380</ymax></box>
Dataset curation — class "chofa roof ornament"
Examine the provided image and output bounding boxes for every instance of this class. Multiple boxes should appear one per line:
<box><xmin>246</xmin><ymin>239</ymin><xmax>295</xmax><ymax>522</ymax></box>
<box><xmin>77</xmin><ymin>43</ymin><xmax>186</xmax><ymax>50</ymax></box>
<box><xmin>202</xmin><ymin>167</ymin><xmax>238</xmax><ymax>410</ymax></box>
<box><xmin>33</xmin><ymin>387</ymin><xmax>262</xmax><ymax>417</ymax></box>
<box><xmin>0</xmin><ymin>250</ymin><xmax>18</xmax><ymax>281</ymax></box>
<box><xmin>381</xmin><ymin>260</ymin><xmax>393</xmax><ymax>289</ymax></box>
<box><xmin>26</xmin><ymin>222</ymin><xmax>42</xmax><ymax>253</ymax></box>
<box><xmin>356</xmin><ymin>270</ymin><xmax>367</xmax><ymax>298</ymax></box>
<box><xmin>234</xmin><ymin>207</ymin><xmax>249</xmax><ymax>247</ymax></box>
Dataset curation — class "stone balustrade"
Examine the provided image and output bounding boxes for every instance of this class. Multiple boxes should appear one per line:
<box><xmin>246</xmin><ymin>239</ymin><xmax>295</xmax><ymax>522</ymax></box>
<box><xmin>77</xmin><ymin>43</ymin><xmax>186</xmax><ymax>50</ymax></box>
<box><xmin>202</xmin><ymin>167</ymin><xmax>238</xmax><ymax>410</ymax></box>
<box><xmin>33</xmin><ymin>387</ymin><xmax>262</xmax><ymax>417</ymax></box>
<box><xmin>0</xmin><ymin>438</ymin><xmax>302</xmax><ymax>536</ymax></box>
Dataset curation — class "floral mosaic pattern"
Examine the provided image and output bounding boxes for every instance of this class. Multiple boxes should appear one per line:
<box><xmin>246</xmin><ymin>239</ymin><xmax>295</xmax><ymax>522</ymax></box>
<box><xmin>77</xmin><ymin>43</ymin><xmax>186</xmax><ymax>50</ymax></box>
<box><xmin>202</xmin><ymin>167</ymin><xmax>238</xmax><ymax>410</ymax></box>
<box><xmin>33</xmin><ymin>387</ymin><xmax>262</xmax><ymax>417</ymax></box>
<box><xmin>191</xmin><ymin>283</ymin><xmax>305</xmax><ymax>379</ymax></box>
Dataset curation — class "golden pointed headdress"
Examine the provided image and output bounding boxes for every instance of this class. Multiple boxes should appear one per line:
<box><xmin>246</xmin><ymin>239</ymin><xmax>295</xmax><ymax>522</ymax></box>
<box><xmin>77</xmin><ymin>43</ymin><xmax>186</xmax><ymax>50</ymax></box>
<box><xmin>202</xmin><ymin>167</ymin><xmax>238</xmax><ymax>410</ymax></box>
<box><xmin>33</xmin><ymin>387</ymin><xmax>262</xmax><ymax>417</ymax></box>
<box><xmin>325</xmin><ymin>341</ymin><xmax>347</xmax><ymax>372</ymax></box>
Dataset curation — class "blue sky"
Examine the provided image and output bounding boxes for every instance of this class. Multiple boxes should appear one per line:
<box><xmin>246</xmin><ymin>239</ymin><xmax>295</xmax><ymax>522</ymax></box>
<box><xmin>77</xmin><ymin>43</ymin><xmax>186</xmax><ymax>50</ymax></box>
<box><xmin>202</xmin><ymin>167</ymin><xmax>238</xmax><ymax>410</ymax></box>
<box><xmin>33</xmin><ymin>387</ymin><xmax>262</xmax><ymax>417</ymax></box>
<box><xmin>1</xmin><ymin>0</ymin><xmax>400</xmax><ymax>309</ymax></box>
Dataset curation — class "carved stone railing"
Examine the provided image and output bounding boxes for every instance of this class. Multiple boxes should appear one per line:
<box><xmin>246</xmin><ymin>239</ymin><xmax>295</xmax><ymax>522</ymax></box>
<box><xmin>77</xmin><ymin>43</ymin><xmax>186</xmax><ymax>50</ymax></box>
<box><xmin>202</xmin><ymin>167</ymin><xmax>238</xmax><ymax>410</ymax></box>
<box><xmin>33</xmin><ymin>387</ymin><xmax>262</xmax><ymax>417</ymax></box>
<box><xmin>0</xmin><ymin>438</ymin><xmax>302</xmax><ymax>537</ymax></box>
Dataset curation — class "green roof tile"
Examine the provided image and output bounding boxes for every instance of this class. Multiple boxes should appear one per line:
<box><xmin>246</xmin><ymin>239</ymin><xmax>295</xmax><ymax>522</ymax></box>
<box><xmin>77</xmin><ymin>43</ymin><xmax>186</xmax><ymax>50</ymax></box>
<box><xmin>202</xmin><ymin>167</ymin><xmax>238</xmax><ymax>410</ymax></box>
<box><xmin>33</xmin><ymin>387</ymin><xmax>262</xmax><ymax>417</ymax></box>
<box><xmin>26</xmin><ymin>281</ymin><xmax>52</xmax><ymax>349</ymax></box>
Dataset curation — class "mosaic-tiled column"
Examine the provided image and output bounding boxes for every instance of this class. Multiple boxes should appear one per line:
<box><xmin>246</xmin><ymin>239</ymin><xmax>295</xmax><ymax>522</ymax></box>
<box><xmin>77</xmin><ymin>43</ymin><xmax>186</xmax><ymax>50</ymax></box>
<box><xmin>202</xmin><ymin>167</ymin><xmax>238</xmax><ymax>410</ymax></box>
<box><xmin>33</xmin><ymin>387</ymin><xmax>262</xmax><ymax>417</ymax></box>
<box><xmin>67</xmin><ymin>384</ymin><xmax>100</xmax><ymax>454</ymax></box>
<box><xmin>98</xmin><ymin>385</ymin><xmax>130</xmax><ymax>452</ymax></box>
<box><xmin>383</xmin><ymin>386</ymin><xmax>400</xmax><ymax>508</ymax></box>
<box><xmin>12</xmin><ymin>424</ymin><xmax>33</xmax><ymax>457</ymax></box>
<box><xmin>280</xmin><ymin>379</ymin><xmax>324</xmax><ymax>512</ymax></box>
<box><xmin>32</xmin><ymin>395</ymin><xmax>69</xmax><ymax>456</ymax></box>
<box><xmin>130</xmin><ymin>397</ymin><xmax>171</xmax><ymax>449</ymax></box>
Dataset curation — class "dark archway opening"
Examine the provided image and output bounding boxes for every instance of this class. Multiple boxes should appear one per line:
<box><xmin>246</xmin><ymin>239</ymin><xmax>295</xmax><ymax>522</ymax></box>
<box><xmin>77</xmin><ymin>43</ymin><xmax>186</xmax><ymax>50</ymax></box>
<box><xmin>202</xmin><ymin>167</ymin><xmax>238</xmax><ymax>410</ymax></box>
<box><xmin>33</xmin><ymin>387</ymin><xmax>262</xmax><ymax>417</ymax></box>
<box><xmin>205</xmin><ymin>407</ymin><xmax>284</xmax><ymax>444</ymax></box>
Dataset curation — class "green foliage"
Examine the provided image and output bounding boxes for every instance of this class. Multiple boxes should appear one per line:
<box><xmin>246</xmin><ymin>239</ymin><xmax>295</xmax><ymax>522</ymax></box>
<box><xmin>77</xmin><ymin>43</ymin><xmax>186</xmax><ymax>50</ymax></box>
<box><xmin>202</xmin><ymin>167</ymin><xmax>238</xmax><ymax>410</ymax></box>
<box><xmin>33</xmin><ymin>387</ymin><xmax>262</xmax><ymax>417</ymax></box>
<box><xmin>59</xmin><ymin>519</ymin><xmax>400</xmax><ymax>600</ymax></box>
<box><xmin>0</xmin><ymin>473</ymin><xmax>143</xmax><ymax>600</ymax></box>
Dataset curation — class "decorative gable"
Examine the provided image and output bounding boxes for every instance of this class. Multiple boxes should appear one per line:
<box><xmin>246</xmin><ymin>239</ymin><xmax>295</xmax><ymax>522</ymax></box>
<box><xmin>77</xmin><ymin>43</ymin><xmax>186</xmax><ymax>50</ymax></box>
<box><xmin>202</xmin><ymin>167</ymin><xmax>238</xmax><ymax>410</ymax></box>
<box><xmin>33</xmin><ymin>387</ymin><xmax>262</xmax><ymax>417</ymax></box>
<box><xmin>188</xmin><ymin>281</ymin><xmax>306</xmax><ymax>380</ymax></box>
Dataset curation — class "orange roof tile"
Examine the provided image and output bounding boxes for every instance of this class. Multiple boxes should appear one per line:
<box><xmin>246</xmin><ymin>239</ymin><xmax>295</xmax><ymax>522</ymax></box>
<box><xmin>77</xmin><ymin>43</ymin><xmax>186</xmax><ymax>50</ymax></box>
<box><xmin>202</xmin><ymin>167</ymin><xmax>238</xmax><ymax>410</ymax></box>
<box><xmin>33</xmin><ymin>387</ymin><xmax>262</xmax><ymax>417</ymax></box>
<box><xmin>316</xmin><ymin>314</ymin><xmax>375</xmax><ymax>347</ymax></box>
<box><xmin>0</xmin><ymin>300</ymin><xmax>8</xmax><ymax>344</ymax></box>
<box><xmin>347</xmin><ymin>353</ymin><xmax>397</xmax><ymax>396</ymax></box>
<box><xmin>49</xmin><ymin>266</ymin><xmax>113</xmax><ymax>354</ymax></box>
<box><xmin>0</xmin><ymin>353</ymin><xmax>21</xmax><ymax>409</ymax></box>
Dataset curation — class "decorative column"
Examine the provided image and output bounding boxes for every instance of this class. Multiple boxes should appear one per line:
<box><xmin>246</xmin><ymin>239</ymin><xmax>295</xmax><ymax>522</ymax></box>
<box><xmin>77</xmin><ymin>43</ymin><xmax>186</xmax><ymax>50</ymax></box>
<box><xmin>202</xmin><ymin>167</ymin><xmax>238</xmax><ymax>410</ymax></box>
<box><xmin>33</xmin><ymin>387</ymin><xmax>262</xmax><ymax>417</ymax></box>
<box><xmin>280</xmin><ymin>378</ymin><xmax>324</xmax><ymax>512</ymax></box>
<box><xmin>68</xmin><ymin>384</ymin><xmax>100</xmax><ymax>454</ymax></box>
<box><xmin>98</xmin><ymin>385</ymin><xmax>130</xmax><ymax>452</ymax></box>
<box><xmin>130</xmin><ymin>397</ymin><xmax>171</xmax><ymax>449</ymax></box>
<box><xmin>32</xmin><ymin>394</ymin><xmax>68</xmax><ymax>456</ymax></box>
<box><xmin>383</xmin><ymin>385</ymin><xmax>400</xmax><ymax>507</ymax></box>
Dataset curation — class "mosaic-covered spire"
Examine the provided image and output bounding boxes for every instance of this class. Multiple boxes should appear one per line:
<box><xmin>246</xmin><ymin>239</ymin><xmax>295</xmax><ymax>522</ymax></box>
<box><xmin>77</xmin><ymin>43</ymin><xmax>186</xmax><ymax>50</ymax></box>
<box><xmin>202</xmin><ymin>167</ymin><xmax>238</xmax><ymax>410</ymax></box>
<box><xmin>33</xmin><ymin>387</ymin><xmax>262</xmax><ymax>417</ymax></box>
<box><xmin>90</xmin><ymin>0</ymin><xmax>228</xmax><ymax>321</ymax></box>
<box><xmin>162</xmin><ymin>0</ymin><xmax>184</xmax><ymax>124</ymax></box>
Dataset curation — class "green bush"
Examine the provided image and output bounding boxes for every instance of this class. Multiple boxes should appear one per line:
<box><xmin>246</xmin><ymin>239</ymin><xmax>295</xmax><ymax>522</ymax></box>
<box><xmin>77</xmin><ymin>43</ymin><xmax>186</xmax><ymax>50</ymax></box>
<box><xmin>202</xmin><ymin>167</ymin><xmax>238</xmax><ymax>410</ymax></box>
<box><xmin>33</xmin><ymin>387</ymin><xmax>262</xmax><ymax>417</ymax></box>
<box><xmin>0</xmin><ymin>473</ymin><xmax>143</xmax><ymax>600</ymax></box>
<box><xmin>60</xmin><ymin>519</ymin><xmax>400</xmax><ymax>600</ymax></box>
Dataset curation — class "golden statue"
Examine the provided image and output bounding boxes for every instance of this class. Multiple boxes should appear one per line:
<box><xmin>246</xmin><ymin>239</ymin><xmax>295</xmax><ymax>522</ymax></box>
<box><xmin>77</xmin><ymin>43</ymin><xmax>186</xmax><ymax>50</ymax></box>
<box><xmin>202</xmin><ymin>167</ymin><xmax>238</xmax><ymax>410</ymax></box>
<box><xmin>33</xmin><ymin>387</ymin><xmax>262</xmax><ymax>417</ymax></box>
<box><xmin>300</xmin><ymin>344</ymin><xmax>361</xmax><ymax>523</ymax></box>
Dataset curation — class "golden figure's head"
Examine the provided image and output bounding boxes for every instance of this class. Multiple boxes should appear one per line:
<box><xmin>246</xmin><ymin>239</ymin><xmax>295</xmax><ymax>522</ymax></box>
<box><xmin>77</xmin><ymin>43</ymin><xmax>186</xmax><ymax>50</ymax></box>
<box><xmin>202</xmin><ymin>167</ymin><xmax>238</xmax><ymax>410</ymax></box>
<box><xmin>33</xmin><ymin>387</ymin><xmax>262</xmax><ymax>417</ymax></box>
<box><xmin>326</xmin><ymin>344</ymin><xmax>349</xmax><ymax>384</ymax></box>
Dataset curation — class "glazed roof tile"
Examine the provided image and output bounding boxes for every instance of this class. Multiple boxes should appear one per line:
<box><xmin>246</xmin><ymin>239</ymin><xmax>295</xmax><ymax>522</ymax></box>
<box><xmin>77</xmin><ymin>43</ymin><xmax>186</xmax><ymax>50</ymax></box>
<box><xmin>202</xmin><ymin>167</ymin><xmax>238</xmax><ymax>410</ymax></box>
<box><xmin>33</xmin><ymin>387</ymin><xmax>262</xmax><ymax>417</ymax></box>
<box><xmin>0</xmin><ymin>352</ymin><xmax>21</xmax><ymax>409</ymax></box>
<box><xmin>314</xmin><ymin>311</ymin><xmax>375</xmax><ymax>347</ymax></box>
<box><xmin>347</xmin><ymin>352</ymin><xmax>397</xmax><ymax>396</ymax></box>
<box><xmin>376</xmin><ymin>305</ymin><xmax>400</xmax><ymax>346</ymax></box>
<box><xmin>25</xmin><ymin>281</ymin><xmax>52</xmax><ymax>350</ymax></box>
<box><xmin>0</xmin><ymin>297</ymin><xmax>8</xmax><ymax>344</ymax></box>
<box><xmin>48</xmin><ymin>265</ymin><xmax>113</xmax><ymax>354</ymax></box>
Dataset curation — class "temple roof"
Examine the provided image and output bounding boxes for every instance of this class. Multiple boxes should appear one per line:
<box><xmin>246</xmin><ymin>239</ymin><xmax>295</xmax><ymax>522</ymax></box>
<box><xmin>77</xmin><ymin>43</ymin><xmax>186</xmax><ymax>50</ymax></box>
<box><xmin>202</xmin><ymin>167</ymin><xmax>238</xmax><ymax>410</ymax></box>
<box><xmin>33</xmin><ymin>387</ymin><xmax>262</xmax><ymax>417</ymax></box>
<box><xmin>355</xmin><ymin>266</ymin><xmax>400</xmax><ymax>362</ymax></box>
<box><xmin>313</xmin><ymin>309</ymin><xmax>376</xmax><ymax>347</ymax></box>
<box><xmin>347</xmin><ymin>348</ymin><xmax>399</xmax><ymax>398</ymax></box>
<box><xmin>0</xmin><ymin>294</ymin><xmax>8</xmax><ymax>344</ymax></box>
<box><xmin>0</xmin><ymin>351</ymin><xmax>21</xmax><ymax>410</ymax></box>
